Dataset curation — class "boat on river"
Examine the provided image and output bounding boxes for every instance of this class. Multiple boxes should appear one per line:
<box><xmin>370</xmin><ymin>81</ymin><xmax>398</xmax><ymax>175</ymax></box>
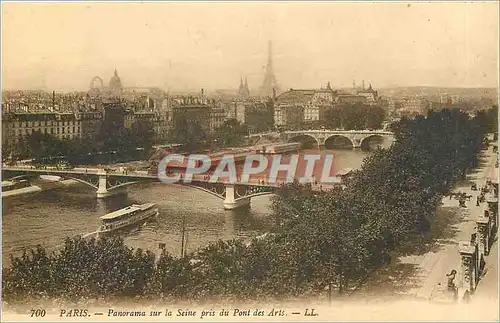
<box><xmin>263</xmin><ymin>142</ymin><xmax>302</xmax><ymax>154</ymax></box>
<box><xmin>98</xmin><ymin>203</ymin><xmax>159</xmax><ymax>234</ymax></box>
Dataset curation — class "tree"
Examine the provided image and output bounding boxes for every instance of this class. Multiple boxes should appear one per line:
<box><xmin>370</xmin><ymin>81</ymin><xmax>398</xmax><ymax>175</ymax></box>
<box><xmin>171</xmin><ymin>116</ymin><xmax>207</xmax><ymax>151</ymax></box>
<box><xmin>213</xmin><ymin>119</ymin><xmax>248</xmax><ymax>147</ymax></box>
<box><xmin>131</xmin><ymin>120</ymin><xmax>155</xmax><ymax>152</ymax></box>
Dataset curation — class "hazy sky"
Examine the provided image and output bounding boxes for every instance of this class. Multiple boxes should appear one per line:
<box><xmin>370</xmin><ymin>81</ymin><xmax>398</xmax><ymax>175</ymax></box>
<box><xmin>2</xmin><ymin>2</ymin><xmax>499</xmax><ymax>92</ymax></box>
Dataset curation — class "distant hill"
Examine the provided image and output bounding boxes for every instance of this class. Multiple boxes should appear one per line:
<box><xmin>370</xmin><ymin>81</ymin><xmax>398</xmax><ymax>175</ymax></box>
<box><xmin>377</xmin><ymin>86</ymin><xmax>498</xmax><ymax>99</ymax></box>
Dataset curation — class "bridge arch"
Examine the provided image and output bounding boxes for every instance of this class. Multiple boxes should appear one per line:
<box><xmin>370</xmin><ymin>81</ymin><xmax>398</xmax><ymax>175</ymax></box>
<box><xmin>182</xmin><ymin>183</ymin><xmax>226</xmax><ymax>200</ymax></box>
<box><xmin>236</xmin><ymin>191</ymin><xmax>276</xmax><ymax>201</ymax></box>
<box><xmin>324</xmin><ymin>135</ymin><xmax>355</xmax><ymax>149</ymax></box>
<box><xmin>359</xmin><ymin>134</ymin><xmax>388</xmax><ymax>150</ymax></box>
<box><xmin>107</xmin><ymin>181</ymin><xmax>144</xmax><ymax>191</ymax></box>
<box><xmin>288</xmin><ymin>134</ymin><xmax>319</xmax><ymax>148</ymax></box>
<box><xmin>103</xmin><ymin>178</ymin><xmax>227</xmax><ymax>200</ymax></box>
<box><xmin>53</xmin><ymin>176</ymin><xmax>99</xmax><ymax>190</ymax></box>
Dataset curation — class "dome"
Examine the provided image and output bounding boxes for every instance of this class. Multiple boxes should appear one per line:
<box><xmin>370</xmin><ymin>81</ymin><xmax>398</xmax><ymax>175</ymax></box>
<box><xmin>109</xmin><ymin>69</ymin><xmax>123</xmax><ymax>90</ymax></box>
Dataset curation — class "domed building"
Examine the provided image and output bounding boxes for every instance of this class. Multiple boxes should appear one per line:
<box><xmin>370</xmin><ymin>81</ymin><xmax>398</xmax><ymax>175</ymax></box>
<box><xmin>108</xmin><ymin>69</ymin><xmax>123</xmax><ymax>97</ymax></box>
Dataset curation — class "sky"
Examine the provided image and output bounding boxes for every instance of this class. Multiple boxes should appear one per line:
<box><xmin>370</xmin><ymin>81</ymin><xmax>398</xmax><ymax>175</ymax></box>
<box><xmin>1</xmin><ymin>1</ymin><xmax>499</xmax><ymax>92</ymax></box>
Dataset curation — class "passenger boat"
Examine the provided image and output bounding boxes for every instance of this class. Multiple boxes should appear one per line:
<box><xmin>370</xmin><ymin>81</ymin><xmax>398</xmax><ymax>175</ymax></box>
<box><xmin>98</xmin><ymin>203</ymin><xmax>159</xmax><ymax>234</ymax></box>
<box><xmin>264</xmin><ymin>142</ymin><xmax>302</xmax><ymax>154</ymax></box>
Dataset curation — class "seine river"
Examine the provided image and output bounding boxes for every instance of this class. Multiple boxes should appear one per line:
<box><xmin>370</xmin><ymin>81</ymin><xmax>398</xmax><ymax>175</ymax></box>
<box><xmin>2</xmin><ymin>148</ymin><xmax>372</xmax><ymax>266</ymax></box>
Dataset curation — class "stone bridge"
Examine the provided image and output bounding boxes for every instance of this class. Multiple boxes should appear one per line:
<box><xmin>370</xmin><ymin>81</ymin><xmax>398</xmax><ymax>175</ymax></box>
<box><xmin>249</xmin><ymin>129</ymin><xmax>395</xmax><ymax>148</ymax></box>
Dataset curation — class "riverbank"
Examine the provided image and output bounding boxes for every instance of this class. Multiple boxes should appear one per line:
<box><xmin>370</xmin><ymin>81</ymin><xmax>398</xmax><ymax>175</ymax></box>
<box><xmin>2</xmin><ymin>179</ymin><xmax>78</xmax><ymax>198</ymax></box>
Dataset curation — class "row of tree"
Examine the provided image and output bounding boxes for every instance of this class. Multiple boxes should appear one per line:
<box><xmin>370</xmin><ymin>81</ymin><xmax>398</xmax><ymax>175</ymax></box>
<box><xmin>324</xmin><ymin>103</ymin><xmax>386</xmax><ymax>130</ymax></box>
<box><xmin>2</xmin><ymin>107</ymin><xmax>494</xmax><ymax>304</ymax></box>
<box><xmin>276</xmin><ymin>103</ymin><xmax>387</xmax><ymax>132</ymax></box>
<box><xmin>170</xmin><ymin>118</ymin><xmax>249</xmax><ymax>152</ymax></box>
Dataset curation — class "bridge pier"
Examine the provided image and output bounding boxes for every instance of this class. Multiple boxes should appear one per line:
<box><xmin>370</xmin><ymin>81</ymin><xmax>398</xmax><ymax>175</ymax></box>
<box><xmin>96</xmin><ymin>174</ymin><xmax>126</xmax><ymax>199</ymax></box>
<box><xmin>223</xmin><ymin>184</ymin><xmax>251</xmax><ymax>210</ymax></box>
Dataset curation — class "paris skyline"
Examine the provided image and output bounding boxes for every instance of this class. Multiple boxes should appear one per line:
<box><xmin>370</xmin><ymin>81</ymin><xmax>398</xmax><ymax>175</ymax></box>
<box><xmin>2</xmin><ymin>2</ymin><xmax>498</xmax><ymax>92</ymax></box>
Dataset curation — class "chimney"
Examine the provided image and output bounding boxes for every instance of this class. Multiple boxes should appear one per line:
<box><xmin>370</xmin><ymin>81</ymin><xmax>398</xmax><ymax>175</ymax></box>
<box><xmin>52</xmin><ymin>90</ymin><xmax>55</xmax><ymax>109</ymax></box>
<box><xmin>362</xmin><ymin>80</ymin><xmax>365</xmax><ymax>90</ymax></box>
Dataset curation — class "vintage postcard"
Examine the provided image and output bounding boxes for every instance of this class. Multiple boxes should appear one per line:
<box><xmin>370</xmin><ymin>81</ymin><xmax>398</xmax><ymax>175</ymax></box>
<box><xmin>1</xmin><ymin>1</ymin><xmax>499</xmax><ymax>322</ymax></box>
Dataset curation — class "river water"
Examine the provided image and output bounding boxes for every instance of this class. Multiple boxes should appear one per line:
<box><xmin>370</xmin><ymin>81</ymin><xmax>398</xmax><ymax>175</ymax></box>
<box><xmin>2</xmin><ymin>148</ymin><xmax>371</xmax><ymax>266</ymax></box>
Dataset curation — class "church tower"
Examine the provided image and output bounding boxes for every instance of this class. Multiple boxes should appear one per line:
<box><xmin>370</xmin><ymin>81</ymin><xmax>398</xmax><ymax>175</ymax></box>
<box><xmin>260</xmin><ymin>41</ymin><xmax>279</xmax><ymax>97</ymax></box>
<box><xmin>238</xmin><ymin>76</ymin><xmax>250</xmax><ymax>98</ymax></box>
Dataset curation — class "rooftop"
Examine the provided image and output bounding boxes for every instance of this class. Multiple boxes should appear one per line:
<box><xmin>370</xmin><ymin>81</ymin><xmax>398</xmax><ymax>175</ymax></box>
<box><xmin>277</xmin><ymin>89</ymin><xmax>316</xmax><ymax>104</ymax></box>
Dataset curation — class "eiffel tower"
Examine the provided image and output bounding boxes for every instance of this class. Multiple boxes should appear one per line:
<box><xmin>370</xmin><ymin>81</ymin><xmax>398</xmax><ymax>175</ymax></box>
<box><xmin>260</xmin><ymin>41</ymin><xmax>279</xmax><ymax>97</ymax></box>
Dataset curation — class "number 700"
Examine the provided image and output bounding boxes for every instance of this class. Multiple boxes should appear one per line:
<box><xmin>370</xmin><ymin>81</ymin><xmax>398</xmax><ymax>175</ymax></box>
<box><xmin>30</xmin><ymin>309</ymin><xmax>46</xmax><ymax>317</ymax></box>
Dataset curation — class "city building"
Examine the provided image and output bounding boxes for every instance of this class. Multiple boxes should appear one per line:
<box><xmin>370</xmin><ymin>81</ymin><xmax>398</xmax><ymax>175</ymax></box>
<box><xmin>336</xmin><ymin>80</ymin><xmax>378</xmax><ymax>104</ymax></box>
<box><xmin>334</xmin><ymin>95</ymin><xmax>367</xmax><ymax>105</ymax></box>
<box><xmin>274</xmin><ymin>85</ymin><xmax>335</xmax><ymax>128</ymax></box>
<box><xmin>357</xmin><ymin>83</ymin><xmax>379</xmax><ymax>102</ymax></box>
<box><xmin>398</xmin><ymin>97</ymin><xmax>429</xmax><ymax>117</ymax></box>
<box><xmin>171</xmin><ymin>96</ymin><xmax>212</xmax><ymax>135</ymax></box>
<box><xmin>210</xmin><ymin>102</ymin><xmax>226</xmax><ymax>133</ymax></box>
<box><xmin>235</xmin><ymin>100</ymin><xmax>274</xmax><ymax>133</ymax></box>
<box><xmin>80</xmin><ymin>110</ymin><xmax>103</xmax><ymax>140</ymax></box>
<box><xmin>1</xmin><ymin>110</ymin><xmax>86</xmax><ymax>147</ymax></box>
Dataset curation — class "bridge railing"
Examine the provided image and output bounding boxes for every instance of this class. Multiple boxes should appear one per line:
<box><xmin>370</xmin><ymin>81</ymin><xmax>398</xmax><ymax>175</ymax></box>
<box><xmin>3</xmin><ymin>166</ymin><xmax>337</xmax><ymax>190</ymax></box>
<box><xmin>248</xmin><ymin>129</ymin><xmax>394</xmax><ymax>136</ymax></box>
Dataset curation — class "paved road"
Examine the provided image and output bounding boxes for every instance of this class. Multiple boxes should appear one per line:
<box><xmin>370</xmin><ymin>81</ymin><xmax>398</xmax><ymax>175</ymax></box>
<box><xmin>414</xmin><ymin>147</ymin><xmax>498</xmax><ymax>301</ymax></box>
<box><xmin>353</xmin><ymin>145</ymin><xmax>498</xmax><ymax>305</ymax></box>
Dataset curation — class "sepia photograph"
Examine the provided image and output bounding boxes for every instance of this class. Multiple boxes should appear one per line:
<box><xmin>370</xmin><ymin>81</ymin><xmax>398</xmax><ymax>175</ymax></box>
<box><xmin>1</xmin><ymin>1</ymin><xmax>499</xmax><ymax>321</ymax></box>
